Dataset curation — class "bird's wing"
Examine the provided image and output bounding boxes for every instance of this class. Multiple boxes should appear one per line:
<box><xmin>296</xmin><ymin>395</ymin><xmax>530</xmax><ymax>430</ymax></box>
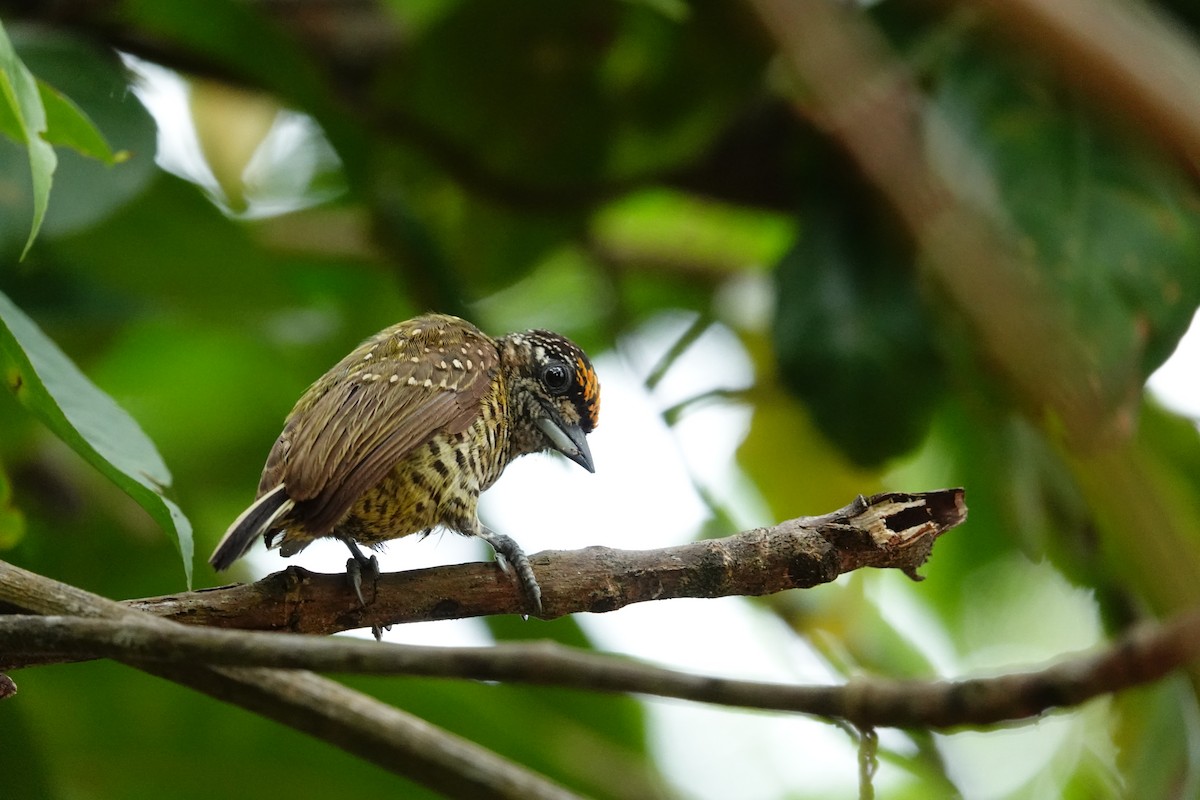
<box><xmin>264</xmin><ymin>316</ymin><xmax>499</xmax><ymax>537</ymax></box>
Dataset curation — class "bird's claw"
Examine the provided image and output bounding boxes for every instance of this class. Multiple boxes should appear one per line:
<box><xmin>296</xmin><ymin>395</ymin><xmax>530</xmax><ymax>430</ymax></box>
<box><xmin>343</xmin><ymin>540</ymin><xmax>383</xmax><ymax>639</ymax></box>
<box><xmin>479</xmin><ymin>529</ymin><xmax>543</xmax><ymax>618</ymax></box>
<box><xmin>344</xmin><ymin>554</ymin><xmax>379</xmax><ymax>608</ymax></box>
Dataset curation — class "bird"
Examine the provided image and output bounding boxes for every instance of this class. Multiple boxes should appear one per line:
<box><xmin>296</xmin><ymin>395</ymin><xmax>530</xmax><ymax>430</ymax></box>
<box><xmin>209</xmin><ymin>313</ymin><xmax>600</xmax><ymax>629</ymax></box>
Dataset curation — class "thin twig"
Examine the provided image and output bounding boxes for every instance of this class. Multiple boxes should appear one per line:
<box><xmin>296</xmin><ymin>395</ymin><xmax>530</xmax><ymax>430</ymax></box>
<box><xmin>857</xmin><ymin>727</ymin><xmax>878</xmax><ymax>800</ymax></box>
<box><xmin>643</xmin><ymin>313</ymin><xmax>714</xmax><ymax>392</ymax></box>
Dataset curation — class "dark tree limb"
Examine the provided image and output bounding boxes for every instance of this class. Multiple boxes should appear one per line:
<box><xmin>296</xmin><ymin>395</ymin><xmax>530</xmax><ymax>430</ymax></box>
<box><xmin>0</xmin><ymin>490</ymin><xmax>960</xmax><ymax>793</ymax></box>
<box><xmin>5</xmin><ymin>604</ymin><xmax>1200</xmax><ymax>730</ymax></box>
<box><xmin>961</xmin><ymin>0</ymin><xmax>1200</xmax><ymax>180</ymax></box>
<box><xmin>123</xmin><ymin>490</ymin><xmax>964</xmax><ymax>636</ymax></box>
<box><xmin>0</xmin><ymin>559</ymin><xmax>582</xmax><ymax>800</ymax></box>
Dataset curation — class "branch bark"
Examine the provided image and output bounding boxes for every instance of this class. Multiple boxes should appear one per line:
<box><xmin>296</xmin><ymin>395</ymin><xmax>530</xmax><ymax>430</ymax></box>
<box><xmin>5</xmin><ymin>603</ymin><xmax>1200</xmax><ymax>730</ymax></box>
<box><xmin>122</xmin><ymin>490</ymin><xmax>965</xmax><ymax>635</ymax></box>
<box><xmin>0</xmin><ymin>559</ymin><xmax>582</xmax><ymax>800</ymax></box>
<box><xmin>0</xmin><ymin>490</ymin><xmax>961</xmax><ymax>792</ymax></box>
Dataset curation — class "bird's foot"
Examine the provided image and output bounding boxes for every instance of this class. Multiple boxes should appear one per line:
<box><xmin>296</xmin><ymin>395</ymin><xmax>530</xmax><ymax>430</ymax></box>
<box><xmin>344</xmin><ymin>552</ymin><xmax>379</xmax><ymax>608</ymax></box>
<box><xmin>478</xmin><ymin>528</ymin><xmax>542</xmax><ymax>618</ymax></box>
<box><xmin>343</xmin><ymin>539</ymin><xmax>387</xmax><ymax>640</ymax></box>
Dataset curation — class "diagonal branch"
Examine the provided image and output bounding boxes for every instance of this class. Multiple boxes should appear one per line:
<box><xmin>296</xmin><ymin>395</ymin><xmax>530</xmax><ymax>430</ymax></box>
<box><xmin>961</xmin><ymin>0</ymin><xmax>1200</xmax><ymax>179</ymax></box>
<box><xmin>124</xmin><ymin>489</ymin><xmax>965</xmax><ymax>636</ymax></box>
<box><xmin>0</xmin><ymin>559</ymin><xmax>583</xmax><ymax>800</ymax></box>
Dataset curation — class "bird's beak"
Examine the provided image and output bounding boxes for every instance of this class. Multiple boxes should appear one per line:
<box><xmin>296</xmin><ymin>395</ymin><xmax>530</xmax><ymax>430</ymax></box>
<box><xmin>536</xmin><ymin>414</ymin><xmax>595</xmax><ymax>473</ymax></box>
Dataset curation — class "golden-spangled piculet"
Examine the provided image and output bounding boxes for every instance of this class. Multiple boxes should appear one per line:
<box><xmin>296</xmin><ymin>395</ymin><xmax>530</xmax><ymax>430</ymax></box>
<box><xmin>209</xmin><ymin>313</ymin><xmax>600</xmax><ymax>620</ymax></box>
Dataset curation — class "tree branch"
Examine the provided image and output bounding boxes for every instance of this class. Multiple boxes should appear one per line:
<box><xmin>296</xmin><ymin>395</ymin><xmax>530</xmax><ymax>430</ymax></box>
<box><xmin>120</xmin><ymin>490</ymin><xmax>965</xmax><ymax>636</ymax></box>
<box><xmin>961</xmin><ymin>0</ymin><xmax>1200</xmax><ymax>180</ymax></box>
<box><xmin>0</xmin><ymin>560</ymin><xmax>582</xmax><ymax>800</ymax></box>
<box><xmin>11</xmin><ymin>489</ymin><xmax>1194</xmax><ymax>741</ymax></box>
<box><xmin>5</xmin><ymin>604</ymin><xmax>1200</xmax><ymax>730</ymax></box>
<box><xmin>0</xmin><ymin>490</ymin><xmax>960</xmax><ymax>791</ymax></box>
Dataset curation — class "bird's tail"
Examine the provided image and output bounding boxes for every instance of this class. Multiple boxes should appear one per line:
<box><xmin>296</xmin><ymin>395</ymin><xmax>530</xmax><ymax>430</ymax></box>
<box><xmin>209</xmin><ymin>484</ymin><xmax>294</xmax><ymax>571</ymax></box>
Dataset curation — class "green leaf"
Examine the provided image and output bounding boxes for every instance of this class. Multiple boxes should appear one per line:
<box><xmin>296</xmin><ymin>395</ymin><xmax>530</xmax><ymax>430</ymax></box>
<box><xmin>389</xmin><ymin>0</ymin><xmax>763</xmax><ymax>186</ymax></box>
<box><xmin>773</xmin><ymin>157</ymin><xmax>946</xmax><ymax>467</ymax></box>
<box><xmin>0</xmin><ymin>74</ymin><xmax>19</xmax><ymax>141</ymax></box>
<box><xmin>931</xmin><ymin>40</ymin><xmax>1200</xmax><ymax>388</ymax></box>
<box><xmin>486</xmin><ymin>613</ymin><xmax>650</xmax><ymax>756</ymax></box>
<box><xmin>0</xmin><ymin>457</ymin><xmax>25</xmax><ymax>549</ymax></box>
<box><xmin>0</xmin><ymin>18</ymin><xmax>56</xmax><ymax>258</ymax></box>
<box><xmin>0</xmin><ymin>29</ymin><xmax>157</xmax><ymax>253</ymax></box>
<box><xmin>37</xmin><ymin>79</ymin><xmax>127</xmax><ymax>164</ymax></box>
<box><xmin>620</xmin><ymin>0</ymin><xmax>690</xmax><ymax>22</ymax></box>
<box><xmin>0</xmin><ymin>290</ymin><xmax>193</xmax><ymax>586</ymax></box>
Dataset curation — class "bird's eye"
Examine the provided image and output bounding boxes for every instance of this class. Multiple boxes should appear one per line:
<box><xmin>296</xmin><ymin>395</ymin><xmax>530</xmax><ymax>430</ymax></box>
<box><xmin>541</xmin><ymin>362</ymin><xmax>571</xmax><ymax>394</ymax></box>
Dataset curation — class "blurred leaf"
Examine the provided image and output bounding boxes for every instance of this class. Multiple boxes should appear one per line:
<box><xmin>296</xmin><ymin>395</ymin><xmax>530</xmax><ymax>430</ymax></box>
<box><xmin>1113</xmin><ymin>677</ymin><xmax>1200</xmax><ymax>800</ymax></box>
<box><xmin>380</xmin><ymin>0</ymin><xmax>463</xmax><ymax>34</ymax></box>
<box><xmin>189</xmin><ymin>80</ymin><xmax>280</xmax><ymax>213</ymax></box>
<box><xmin>349</xmin><ymin>673</ymin><xmax>661</xmax><ymax>800</ymax></box>
<box><xmin>121</xmin><ymin>0</ymin><xmax>326</xmax><ymax>108</ymax></box>
<box><xmin>384</xmin><ymin>0</ymin><xmax>764</xmax><ymax>186</ymax></box>
<box><xmin>772</xmin><ymin>169</ymin><xmax>946</xmax><ymax>467</ymax></box>
<box><xmin>0</xmin><ymin>290</ymin><xmax>193</xmax><ymax>586</ymax></box>
<box><xmin>1071</xmin><ymin>402</ymin><xmax>1200</xmax><ymax>621</ymax></box>
<box><xmin>0</xmin><ymin>18</ymin><xmax>55</xmax><ymax>258</ymax></box>
<box><xmin>121</xmin><ymin>0</ymin><xmax>367</xmax><ymax>181</ymax></box>
<box><xmin>931</xmin><ymin>41</ymin><xmax>1200</xmax><ymax>392</ymax></box>
<box><xmin>738</xmin><ymin>335</ymin><xmax>884</xmax><ymax>521</ymax></box>
<box><xmin>0</xmin><ymin>456</ymin><xmax>25</xmax><ymax>549</ymax></box>
<box><xmin>475</xmin><ymin>246</ymin><xmax>613</xmax><ymax>338</ymax></box>
<box><xmin>486</xmin><ymin>613</ymin><xmax>650</xmax><ymax>756</ymax></box>
<box><xmin>88</xmin><ymin>319</ymin><xmax>305</xmax><ymax>484</ymax></box>
<box><xmin>49</xmin><ymin>174</ymin><xmax>302</xmax><ymax>318</ymax></box>
<box><xmin>593</xmin><ymin>188</ymin><xmax>793</xmax><ymax>273</ymax></box>
<box><xmin>0</xmin><ymin>28</ymin><xmax>157</xmax><ymax>253</ymax></box>
<box><xmin>618</xmin><ymin>269</ymin><xmax>712</xmax><ymax>321</ymax></box>
<box><xmin>0</xmin><ymin>64</ymin><xmax>18</xmax><ymax>141</ymax></box>
<box><xmin>0</xmin><ymin>703</ymin><xmax>57</xmax><ymax>797</ymax></box>
<box><xmin>37</xmin><ymin>79</ymin><xmax>127</xmax><ymax>164</ymax></box>
<box><xmin>15</xmin><ymin>660</ymin><xmax>444</xmax><ymax>800</ymax></box>
<box><xmin>438</xmin><ymin>189</ymin><xmax>583</xmax><ymax>294</ymax></box>
<box><xmin>621</xmin><ymin>0</ymin><xmax>690</xmax><ymax>22</ymax></box>
<box><xmin>769</xmin><ymin>575</ymin><xmax>940</xmax><ymax>681</ymax></box>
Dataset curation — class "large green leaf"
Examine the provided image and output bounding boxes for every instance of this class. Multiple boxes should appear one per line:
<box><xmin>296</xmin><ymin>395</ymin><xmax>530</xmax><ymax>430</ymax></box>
<box><xmin>773</xmin><ymin>166</ymin><xmax>946</xmax><ymax>467</ymax></box>
<box><xmin>0</xmin><ymin>290</ymin><xmax>193</xmax><ymax>585</ymax></box>
<box><xmin>0</xmin><ymin>18</ymin><xmax>55</xmax><ymax>258</ymax></box>
<box><xmin>930</xmin><ymin>40</ymin><xmax>1200</xmax><ymax>391</ymax></box>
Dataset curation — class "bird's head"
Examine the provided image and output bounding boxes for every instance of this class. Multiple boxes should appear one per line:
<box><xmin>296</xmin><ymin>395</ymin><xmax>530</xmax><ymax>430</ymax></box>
<box><xmin>499</xmin><ymin>329</ymin><xmax>600</xmax><ymax>472</ymax></box>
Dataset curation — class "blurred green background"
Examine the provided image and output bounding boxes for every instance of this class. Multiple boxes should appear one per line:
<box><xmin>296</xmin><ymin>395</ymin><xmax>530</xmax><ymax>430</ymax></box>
<box><xmin>4</xmin><ymin>1</ymin><xmax>1200</xmax><ymax>798</ymax></box>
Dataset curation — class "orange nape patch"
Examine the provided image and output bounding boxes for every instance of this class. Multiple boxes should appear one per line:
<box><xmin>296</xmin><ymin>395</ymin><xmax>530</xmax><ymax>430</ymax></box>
<box><xmin>576</xmin><ymin>356</ymin><xmax>601</xmax><ymax>428</ymax></box>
